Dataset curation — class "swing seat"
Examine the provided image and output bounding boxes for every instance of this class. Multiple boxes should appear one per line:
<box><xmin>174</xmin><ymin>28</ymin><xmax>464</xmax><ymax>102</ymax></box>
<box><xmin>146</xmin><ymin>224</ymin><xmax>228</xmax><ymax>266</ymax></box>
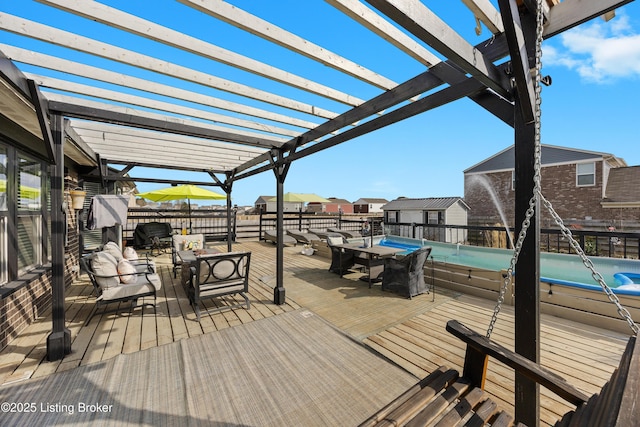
<box><xmin>360</xmin><ymin>320</ymin><xmax>639</xmax><ymax>426</ymax></box>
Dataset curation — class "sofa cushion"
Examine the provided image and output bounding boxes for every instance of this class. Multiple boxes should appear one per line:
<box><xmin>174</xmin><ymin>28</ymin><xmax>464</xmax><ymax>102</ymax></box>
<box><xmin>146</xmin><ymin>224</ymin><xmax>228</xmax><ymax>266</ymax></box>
<box><xmin>118</xmin><ymin>259</ymin><xmax>137</xmax><ymax>284</ymax></box>
<box><xmin>101</xmin><ymin>276</ymin><xmax>160</xmax><ymax>300</ymax></box>
<box><xmin>92</xmin><ymin>251</ymin><xmax>119</xmax><ymax>289</ymax></box>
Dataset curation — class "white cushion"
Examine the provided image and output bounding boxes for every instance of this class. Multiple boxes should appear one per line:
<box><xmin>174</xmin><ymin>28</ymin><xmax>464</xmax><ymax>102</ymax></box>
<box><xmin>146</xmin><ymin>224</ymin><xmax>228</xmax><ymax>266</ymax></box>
<box><xmin>123</xmin><ymin>246</ymin><xmax>139</xmax><ymax>261</ymax></box>
<box><xmin>102</xmin><ymin>241</ymin><xmax>124</xmax><ymax>262</ymax></box>
<box><xmin>327</xmin><ymin>235</ymin><xmax>343</xmax><ymax>246</ymax></box>
<box><xmin>117</xmin><ymin>259</ymin><xmax>137</xmax><ymax>284</ymax></box>
<box><xmin>92</xmin><ymin>252</ymin><xmax>119</xmax><ymax>289</ymax></box>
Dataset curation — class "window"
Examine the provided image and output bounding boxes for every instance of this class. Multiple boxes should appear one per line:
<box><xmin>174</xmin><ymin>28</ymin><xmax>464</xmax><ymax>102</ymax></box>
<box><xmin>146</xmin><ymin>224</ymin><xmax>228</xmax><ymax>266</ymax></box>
<box><xmin>0</xmin><ymin>146</ymin><xmax>6</xmax><ymax>285</ymax></box>
<box><xmin>17</xmin><ymin>156</ymin><xmax>43</xmax><ymax>274</ymax></box>
<box><xmin>385</xmin><ymin>211</ymin><xmax>398</xmax><ymax>223</ymax></box>
<box><xmin>427</xmin><ymin>211</ymin><xmax>443</xmax><ymax>225</ymax></box>
<box><xmin>0</xmin><ymin>142</ymin><xmax>48</xmax><ymax>285</ymax></box>
<box><xmin>576</xmin><ymin>162</ymin><xmax>595</xmax><ymax>186</ymax></box>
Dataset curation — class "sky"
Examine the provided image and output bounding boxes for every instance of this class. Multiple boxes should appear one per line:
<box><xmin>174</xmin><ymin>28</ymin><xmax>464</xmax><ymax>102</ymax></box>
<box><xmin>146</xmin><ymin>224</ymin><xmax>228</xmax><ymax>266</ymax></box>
<box><xmin>2</xmin><ymin>1</ymin><xmax>639</xmax><ymax>207</ymax></box>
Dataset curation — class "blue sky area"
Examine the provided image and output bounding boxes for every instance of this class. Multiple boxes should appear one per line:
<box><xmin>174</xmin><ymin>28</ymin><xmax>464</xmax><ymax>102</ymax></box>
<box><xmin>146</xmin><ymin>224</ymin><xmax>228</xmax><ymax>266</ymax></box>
<box><xmin>2</xmin><ymin>1</ymin><xmax>639</xmax><ymax>206</ymax></box>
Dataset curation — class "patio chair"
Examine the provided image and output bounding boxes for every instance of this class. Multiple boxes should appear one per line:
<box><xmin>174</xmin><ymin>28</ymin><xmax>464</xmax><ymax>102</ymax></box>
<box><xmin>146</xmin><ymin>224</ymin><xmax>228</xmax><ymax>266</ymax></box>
<box><xmin>327</xmin><ymin>234</ymin><xmax>356</xmax><ymax>275</ymax></box>
<box><xmin>328</xmin><ymin>227</ymin><xmax>362</xmax><ymax>238</ymax></box>
<box><xmin>308</xmin><ymin>228</ymin><xmax>333</xmax><ymax>240</ymax></box>
<box><xmin>186</xmin><ymin>251</ymin><xmax>252</xmax><ymax>322</ymax></box>
<box><xmin>286</xmin><ymin>229</ymin><xmax>321</xmax><ymax>244</ymax></box>
<box><xmin>171</xmin><ymin>233</ymin><xmax>205</xmax><ymax>278</ymax></box>
<box><xmin>263</xmin><ymin>229</ymin><xmax>297</xmax><ymax>246</ymax></box>
<box><xmin>381</xmin><ymin>247</ymin><xmax>432</xmax><ymax>298</ymax></box>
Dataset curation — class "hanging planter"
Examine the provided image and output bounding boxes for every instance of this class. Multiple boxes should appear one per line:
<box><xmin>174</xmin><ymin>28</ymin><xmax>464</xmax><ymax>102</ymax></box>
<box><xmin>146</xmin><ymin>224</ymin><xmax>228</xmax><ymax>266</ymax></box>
<box><xmin>69</xmin><ymin>188</ymin><xmax>87</xmax><ymax>210</ymax></box>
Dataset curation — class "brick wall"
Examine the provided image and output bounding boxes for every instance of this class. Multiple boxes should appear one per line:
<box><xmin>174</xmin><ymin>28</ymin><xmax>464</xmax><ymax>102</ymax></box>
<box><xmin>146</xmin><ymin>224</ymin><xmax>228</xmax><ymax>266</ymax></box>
<box><xmin>0</xmin><ymin>173</ymin><xmax>81</xmax><ymax>351</ymax></box>
<box><xmin>465</xmin><ymin>163</ymin><xmax>640</xmax><ymax>227</ymax></box>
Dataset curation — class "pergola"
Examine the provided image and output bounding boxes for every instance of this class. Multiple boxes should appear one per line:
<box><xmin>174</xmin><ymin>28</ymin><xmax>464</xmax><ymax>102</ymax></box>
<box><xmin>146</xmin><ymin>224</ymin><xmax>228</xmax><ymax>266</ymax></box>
<box><xmin>0</xmin><ymin>1</ymin><xmax>632</xmax><ymax>424</ymax></box>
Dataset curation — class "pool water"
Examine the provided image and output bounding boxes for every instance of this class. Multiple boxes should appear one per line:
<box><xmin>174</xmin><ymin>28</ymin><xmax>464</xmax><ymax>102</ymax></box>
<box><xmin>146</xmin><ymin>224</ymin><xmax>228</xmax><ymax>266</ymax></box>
<box><xmin>382</xmin><ymin>237</ymin><xmax>640</xmax><ymax>296</ymax></box>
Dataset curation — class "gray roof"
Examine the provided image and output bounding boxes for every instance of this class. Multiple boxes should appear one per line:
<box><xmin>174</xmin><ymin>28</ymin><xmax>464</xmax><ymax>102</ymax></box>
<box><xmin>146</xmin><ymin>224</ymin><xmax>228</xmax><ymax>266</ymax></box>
<box><xmin>354</xmin><ymin>198</ymin><xmax>389</xmax><ymax>204</ymax></box>
<box><xmin>604</xmin><ymin>166</ymin><xmax>640</xmax><ymax>203</ymax></box>
<box><xmin>464</xmin><ymin>145</ymin><xmax>618</xmax><ymax>174</ymax></box>
<box><xmin>382</xmin><ymin>197</ymin><xmax>468</xmax><ymax>211</ymax></box>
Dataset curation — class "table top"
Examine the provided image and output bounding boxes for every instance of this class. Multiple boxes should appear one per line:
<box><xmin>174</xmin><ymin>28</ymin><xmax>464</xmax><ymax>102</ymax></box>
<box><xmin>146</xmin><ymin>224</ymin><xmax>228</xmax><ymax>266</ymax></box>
<box><xmin>177</xmin><ymin>248</ymin><xmax>221</xmax><ymax>263</ymax></box>
<box><xmin>333</xmin><ymin>242</ymin><xmax>404</xmax><ymax>257</ymax></box>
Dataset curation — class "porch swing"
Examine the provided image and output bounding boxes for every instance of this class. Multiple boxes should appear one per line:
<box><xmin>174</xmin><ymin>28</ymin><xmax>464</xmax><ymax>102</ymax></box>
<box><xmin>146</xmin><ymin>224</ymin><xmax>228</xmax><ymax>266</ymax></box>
<box><xmin>361</xmin><ymin>1</ymin><xmax>639</xmax><ymax>426</ymax></box>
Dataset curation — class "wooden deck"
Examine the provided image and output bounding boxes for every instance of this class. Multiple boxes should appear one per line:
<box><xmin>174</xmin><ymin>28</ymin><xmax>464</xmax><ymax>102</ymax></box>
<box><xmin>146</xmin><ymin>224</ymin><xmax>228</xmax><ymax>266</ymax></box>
<box><xmin>0</xmin><ymin>240</ymin><xmax>632</xmax><ymax>425</ymax></box>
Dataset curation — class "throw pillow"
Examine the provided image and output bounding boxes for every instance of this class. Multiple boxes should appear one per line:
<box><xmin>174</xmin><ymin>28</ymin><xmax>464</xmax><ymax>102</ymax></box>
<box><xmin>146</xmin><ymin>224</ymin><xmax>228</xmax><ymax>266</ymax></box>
<box><xmin>91</xmin><ymin>251</ymin><xmax>119</xmax><ymax>289</ymax></box>
<box><xmin>327</xmin><ymin>235</ymin><xmax>343</xmax><ymax>246</ymax></box>
<box><xmin>123</xmin><ymin>246</ymin><xmax>139</xmax><ymax>261</ymax></box>
<box><xmin>117</xmin><ymin>259</ymin><xmax>137</xmax><ymax>284</ymax></box>
<box><xmin>103</xmin><ymin>241</ymin><xmax>124</xmax><ymax>261</ymax></box>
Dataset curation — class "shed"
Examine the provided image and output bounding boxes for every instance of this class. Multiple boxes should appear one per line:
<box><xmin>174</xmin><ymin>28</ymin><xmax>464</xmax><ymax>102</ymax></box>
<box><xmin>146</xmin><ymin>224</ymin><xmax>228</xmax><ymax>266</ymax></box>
<box><xmin>382</xmin><ymin>197</ymin><xmax>469</xmax><ymax>243</ymax></box>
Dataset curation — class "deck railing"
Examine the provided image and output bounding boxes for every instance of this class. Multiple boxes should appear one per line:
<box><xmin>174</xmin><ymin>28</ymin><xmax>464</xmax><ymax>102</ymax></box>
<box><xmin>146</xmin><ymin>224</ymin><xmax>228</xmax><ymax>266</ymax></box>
<box><xmin>87</xmin><ymin>209</ymin><xmax>639</xmax><ymax>259</ymax></box>
<box><xmin>386</xmin><ymin>222</ymin><xmax>640</xmax><ymax>259</ymax></box>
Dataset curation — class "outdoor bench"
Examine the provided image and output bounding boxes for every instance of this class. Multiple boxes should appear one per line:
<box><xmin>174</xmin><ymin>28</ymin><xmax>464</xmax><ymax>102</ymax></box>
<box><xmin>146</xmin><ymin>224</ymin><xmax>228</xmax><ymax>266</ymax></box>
<box><xmin>361</xmin><ymin>320</ymin><xmax>639</xmax><ymax>426</ymax></box>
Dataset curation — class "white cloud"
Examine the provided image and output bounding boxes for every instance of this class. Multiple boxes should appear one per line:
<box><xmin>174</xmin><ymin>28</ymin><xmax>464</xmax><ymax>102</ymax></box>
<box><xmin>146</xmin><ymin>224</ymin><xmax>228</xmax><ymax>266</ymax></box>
<box><xmin>543</xmin><ymin>12</ymin><xmax>640</xmax><ymax>83</ymax></box>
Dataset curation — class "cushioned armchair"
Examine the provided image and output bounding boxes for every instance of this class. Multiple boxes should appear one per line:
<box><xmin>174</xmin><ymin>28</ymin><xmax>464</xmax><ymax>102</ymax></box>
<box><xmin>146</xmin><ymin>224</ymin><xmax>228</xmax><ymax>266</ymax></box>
<box><xmin>171</xmin><ymin>233</ymin><xmax>205</xmax><ymax>278</ymax></box>
<box><xmin>381</xmin><ymin>247</ymin><xmax>432</xmax><ymax>298</ymax></box>
<box><xmin>186</xmin><ymin>251</ymin><xmax>251</xmax><ymax>322</ymax></box>
<box><xmin>326</xmin><ymin>234</ymin><xmax>355</xmax><ymax>275</ymax></box>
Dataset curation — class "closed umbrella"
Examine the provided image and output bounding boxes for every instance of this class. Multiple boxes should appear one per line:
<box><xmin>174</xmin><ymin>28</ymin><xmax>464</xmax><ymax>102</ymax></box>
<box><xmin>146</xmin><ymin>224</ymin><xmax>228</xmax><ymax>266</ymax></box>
<box><xmin>137</xmin><ymin>184</ymin><xmax>226</xmax><ymax>233</ymax></box>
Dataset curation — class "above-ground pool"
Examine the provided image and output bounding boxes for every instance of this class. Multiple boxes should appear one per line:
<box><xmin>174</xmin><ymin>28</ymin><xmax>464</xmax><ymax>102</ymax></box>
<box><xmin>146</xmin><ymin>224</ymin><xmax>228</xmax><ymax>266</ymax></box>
<box><xmin>412</xmin><ymin>239</ymin><xmax>640</xmax><ymax>296</ymax></box>
<box><xmin>346</xmin><ymin>235</ymin><xmax>424</xmax><ymax>256</ymax></box>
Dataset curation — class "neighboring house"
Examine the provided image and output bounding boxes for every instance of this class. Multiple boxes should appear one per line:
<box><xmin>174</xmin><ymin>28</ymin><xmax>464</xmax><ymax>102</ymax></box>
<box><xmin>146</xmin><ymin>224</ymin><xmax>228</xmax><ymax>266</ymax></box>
<box><xmin>307</xmin><ymin>197</ymin><xmax>354</xmax><ymax>214</ymax></box>
<box><xmin>253</xmin><ymin>196</ymin><xmax>303</xmax><ymax>213</ymax></box>
<box><xmin>463</xmin><ymin>144</ymin><xmax>638</xmax><ymax>227</ymax></box>
<box><xmin>353</xmin><ymin>198</ymin><xmax>388</xmax><ymax>214</ymax></box>
<box><xmin>602</xmin><ymin>166</ymin><xmax>640</xmax><ymax>213</ymax></box>
<box><xmin>382</xmin><ymin>197</ymin><xmax>469</xmax><ymax>243</ymax></box>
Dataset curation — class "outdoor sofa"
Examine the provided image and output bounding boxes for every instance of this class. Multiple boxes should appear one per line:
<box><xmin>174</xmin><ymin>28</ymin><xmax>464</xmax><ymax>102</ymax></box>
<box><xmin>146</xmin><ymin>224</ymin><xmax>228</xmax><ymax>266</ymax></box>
<box><xmin>80</xmin><ymin>241</ymin><xmax>162</xmax><ymax>325</ymax></box>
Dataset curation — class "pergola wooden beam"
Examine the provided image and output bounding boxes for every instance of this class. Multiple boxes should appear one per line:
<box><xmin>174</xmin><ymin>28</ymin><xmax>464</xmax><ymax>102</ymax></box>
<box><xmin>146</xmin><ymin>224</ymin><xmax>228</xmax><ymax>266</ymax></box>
<box><xmin>497</xmin><ymin>0</ymin><xmax>536</xmax><ymax>123</ymax></box>
<box><xmin>30</xmin><ymin>73</ymin><xmax>302</xmax><ymax>138</ymax></box>
<box><xmin>460</xmin><ymin>0</ymin><xmax>505</xmax><ymax>34</ymax></box>
<box><xmin>1</xmin><ymin>44</ymin><xmax>320</xmax><ymax>130</ymax></box>
<box><xmin>0</xmin><ymin>13</ymin><xmax>340</xmax><ymax>120</ymax></box>
<box><xmin>366</xmin><ymin>0</ymin><xmax>511</xmax><ymax>99</ymax></box>
<box><xmin>326</xmin><ymin>0</ymin><xmax>441</xmax><ymax>67</ymax></box>
<box><xmin>37</xmin><ymin>0</ymin><xmax>365</xmax><ymax>107</ymax></box>
<box><xmin>48</xmin><ymin>97</ymin><xmax>284</xmax><ymax>149</ymax></box>
<box><xmin>543</xmin><ymin>0</ymin><xmax>634</xmax><ymax>38</ymax></box>
<box><xmin>178</xmin><ymin>0</ymin><xmax>398</xmax><ymax>90</ymax></box>
<box><xmin>235</xmin><ymin>77</ymin><xmax>487</xmax><ymax>181</ymax></box>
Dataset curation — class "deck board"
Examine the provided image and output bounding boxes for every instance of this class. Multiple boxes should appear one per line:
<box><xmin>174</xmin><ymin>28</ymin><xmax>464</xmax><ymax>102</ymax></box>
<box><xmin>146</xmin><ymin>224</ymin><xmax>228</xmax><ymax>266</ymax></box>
<box><xmin>0</xmin><ymin>240</ymin><xmax>632</xmax><ymax>426</ymax></box>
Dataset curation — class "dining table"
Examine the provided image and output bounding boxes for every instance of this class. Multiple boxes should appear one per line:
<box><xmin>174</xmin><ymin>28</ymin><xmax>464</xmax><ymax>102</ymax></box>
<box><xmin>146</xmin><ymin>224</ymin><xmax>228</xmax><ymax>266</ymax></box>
<box><xmin>333</xmin><ymin>242</ymin><xmax>404</xmax><ymax>287</ymax></box>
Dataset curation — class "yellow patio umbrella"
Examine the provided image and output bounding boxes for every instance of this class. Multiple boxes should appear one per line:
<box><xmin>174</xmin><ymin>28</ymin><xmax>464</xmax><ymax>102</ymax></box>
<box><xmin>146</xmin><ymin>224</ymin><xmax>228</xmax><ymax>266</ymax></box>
<box><xmin>268</xmin><ymin>192</ymin><xmax>331</xmax><ymax>203</ymax></box>
<box><xmin>137</xmin><ymin>184</ymin><xmax>226</xmax><ymax>233</ymax></box>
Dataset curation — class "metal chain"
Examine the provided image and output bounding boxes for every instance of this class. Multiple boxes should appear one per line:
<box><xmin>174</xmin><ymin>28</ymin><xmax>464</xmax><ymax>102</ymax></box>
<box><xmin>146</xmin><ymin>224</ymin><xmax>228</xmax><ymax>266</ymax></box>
<box><xmin>487</xmin><ymin>0</ymin><xmax>639</xmax><ymax>337</ymax></box>
<box><xmin>540</xmin><ymin>195</ymin><xmax>639</xmax><ymax>334</ymax></box>
<box><xmin>486</xmin><ymin>1</ymin><xmax>544</xmax><ymax>338</ymax></box>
